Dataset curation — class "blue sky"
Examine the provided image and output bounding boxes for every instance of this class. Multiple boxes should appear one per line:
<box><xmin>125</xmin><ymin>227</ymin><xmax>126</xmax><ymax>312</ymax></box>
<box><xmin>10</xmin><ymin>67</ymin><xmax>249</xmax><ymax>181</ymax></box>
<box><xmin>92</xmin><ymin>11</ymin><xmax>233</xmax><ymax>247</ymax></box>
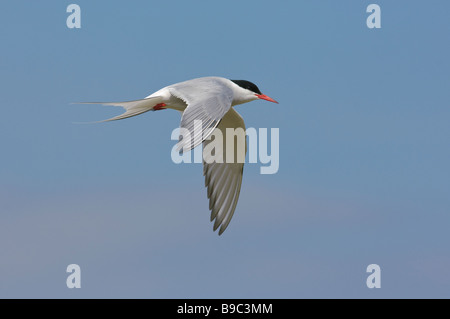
<box><xmin>1</xmin><ymin>1</ymin><xmax>449</xmax><ymax>298</ymax></box>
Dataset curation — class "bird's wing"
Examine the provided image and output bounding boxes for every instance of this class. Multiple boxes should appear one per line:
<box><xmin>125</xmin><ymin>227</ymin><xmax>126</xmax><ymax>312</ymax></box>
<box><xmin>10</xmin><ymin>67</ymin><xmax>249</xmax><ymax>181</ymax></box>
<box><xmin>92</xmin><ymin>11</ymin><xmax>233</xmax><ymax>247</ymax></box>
<box><xmin>169</xmin><ymin>78</ymin><xmax>233</xmax><ymax>152</ymax></box>
<box><xmin>203</xmin><ymin>108</ymin><xmax>246</xmax><ymax>235</ymax></box>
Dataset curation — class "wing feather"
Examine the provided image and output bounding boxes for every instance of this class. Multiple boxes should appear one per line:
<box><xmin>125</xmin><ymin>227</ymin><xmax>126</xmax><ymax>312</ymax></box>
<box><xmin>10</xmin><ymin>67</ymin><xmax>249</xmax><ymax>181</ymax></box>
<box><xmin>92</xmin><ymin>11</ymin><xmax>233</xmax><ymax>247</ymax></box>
<box><xmin>169</xmin><ymin>77</ymin><xmax>234</xmax><ymax>152</ymax></box>
<box><xmin>202</xmin><ymin>108</ymin><xmax>246</xmax><ymax>235</ymax></box>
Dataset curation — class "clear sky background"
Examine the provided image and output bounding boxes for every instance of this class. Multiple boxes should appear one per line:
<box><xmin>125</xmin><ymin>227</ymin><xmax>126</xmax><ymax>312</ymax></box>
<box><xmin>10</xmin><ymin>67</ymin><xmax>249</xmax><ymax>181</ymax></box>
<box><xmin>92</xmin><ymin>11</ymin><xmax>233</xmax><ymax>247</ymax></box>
<box><xmin>1</xmin><ymin>1</ymin><xmax>449</xmax><ymax>298</ymax></box>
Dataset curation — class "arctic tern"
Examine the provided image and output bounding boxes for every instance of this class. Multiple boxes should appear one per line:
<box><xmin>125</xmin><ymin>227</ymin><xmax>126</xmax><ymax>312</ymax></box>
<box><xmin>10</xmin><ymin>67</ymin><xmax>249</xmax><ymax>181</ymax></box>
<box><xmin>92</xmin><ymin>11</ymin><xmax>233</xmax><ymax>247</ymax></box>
<box><xmin>81</xmin><ymin>76</ymin><xmax>278</xmax><ymax>235</ymax></box>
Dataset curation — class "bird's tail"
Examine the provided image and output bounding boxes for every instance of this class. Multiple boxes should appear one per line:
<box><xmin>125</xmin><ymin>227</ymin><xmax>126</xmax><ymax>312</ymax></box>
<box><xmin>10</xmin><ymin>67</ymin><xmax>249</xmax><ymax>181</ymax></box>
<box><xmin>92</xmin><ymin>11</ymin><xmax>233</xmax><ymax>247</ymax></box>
<box><xmin>75</xmin><ymin>96</ymin><xmax>165</xmax><ymax>122</ymax></box>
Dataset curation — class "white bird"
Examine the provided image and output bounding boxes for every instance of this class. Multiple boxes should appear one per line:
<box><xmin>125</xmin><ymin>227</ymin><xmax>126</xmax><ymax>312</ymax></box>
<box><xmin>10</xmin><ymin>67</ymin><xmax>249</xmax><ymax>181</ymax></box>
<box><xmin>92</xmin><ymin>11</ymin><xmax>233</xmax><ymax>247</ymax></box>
<box><xmin>82</xmin><ymin>76</ymin><xmax>278</xmax><ymax>235</ymax></box>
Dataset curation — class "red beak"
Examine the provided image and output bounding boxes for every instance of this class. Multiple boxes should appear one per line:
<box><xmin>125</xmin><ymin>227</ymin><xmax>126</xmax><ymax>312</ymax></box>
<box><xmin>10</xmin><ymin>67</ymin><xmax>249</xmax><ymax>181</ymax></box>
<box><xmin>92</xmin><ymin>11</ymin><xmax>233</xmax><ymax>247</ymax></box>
<box><xmin>255</xmin><ymin>94</ymin><xmax>278</xmax><ymax>104</ymax></box>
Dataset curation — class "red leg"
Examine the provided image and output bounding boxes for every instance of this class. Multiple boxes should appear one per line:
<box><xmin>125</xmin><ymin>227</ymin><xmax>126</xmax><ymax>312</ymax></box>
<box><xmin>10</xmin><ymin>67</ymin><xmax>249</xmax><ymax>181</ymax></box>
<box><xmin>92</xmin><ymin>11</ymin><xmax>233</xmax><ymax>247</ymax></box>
<box><xmin>153</xmin><ymin>103</ymin><xmax>167</xmax><ymax>111</ymax></box>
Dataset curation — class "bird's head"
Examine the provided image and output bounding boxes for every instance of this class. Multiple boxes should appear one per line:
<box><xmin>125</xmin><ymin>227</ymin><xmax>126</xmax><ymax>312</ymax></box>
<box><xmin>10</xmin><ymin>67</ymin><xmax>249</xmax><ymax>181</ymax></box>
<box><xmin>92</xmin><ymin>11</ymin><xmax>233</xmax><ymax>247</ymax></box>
<box><xmin>230</xmin><ymin>79</ymin><xmax>278</xmax><ymax>105</ymax></box>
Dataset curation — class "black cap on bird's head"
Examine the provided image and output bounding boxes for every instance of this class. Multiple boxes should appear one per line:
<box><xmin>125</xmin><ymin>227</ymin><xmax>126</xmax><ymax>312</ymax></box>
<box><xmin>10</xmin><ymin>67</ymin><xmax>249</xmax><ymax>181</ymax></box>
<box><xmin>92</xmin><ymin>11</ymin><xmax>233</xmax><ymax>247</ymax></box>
<box><xmin>231</xmin><ymin>79</ymin><xmax>278</xmax><ymax>104</ymax></box>
<box><xmin>231</xmin><ymin>80</ymin><xmax>262</xmax><ymax>95</ymax></box>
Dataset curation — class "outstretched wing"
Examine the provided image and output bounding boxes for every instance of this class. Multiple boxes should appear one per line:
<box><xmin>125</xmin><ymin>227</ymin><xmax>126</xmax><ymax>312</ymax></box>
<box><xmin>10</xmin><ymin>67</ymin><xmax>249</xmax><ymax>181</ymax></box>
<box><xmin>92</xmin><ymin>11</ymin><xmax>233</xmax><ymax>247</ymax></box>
<box><xmin>169</xmin><ymin>77</ymin><xmax>234</xmax><ymax>152</ymax></box>
<box><xmin>203</xmin><ymin>108</ymin><xmax>246</xmax><ymax>235</ymax></box>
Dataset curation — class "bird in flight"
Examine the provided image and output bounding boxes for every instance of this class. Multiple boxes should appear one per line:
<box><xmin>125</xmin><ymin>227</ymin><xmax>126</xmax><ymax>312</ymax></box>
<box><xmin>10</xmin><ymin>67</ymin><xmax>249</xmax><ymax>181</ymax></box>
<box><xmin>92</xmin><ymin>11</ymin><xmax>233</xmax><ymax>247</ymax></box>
<box><xmin>81</xmin><ymin>76</ymin><xmax>278</xmax><ymax>235</ymax></box>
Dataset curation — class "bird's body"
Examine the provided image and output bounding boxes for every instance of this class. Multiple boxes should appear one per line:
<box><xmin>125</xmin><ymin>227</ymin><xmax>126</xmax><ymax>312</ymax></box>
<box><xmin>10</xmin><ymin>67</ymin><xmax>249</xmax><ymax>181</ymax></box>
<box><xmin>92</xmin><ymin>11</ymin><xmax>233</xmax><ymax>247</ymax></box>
<box><xmin>82</xmin><ymin>76</ymin><xmax>277</xmax><ymax>235</ymax></box>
